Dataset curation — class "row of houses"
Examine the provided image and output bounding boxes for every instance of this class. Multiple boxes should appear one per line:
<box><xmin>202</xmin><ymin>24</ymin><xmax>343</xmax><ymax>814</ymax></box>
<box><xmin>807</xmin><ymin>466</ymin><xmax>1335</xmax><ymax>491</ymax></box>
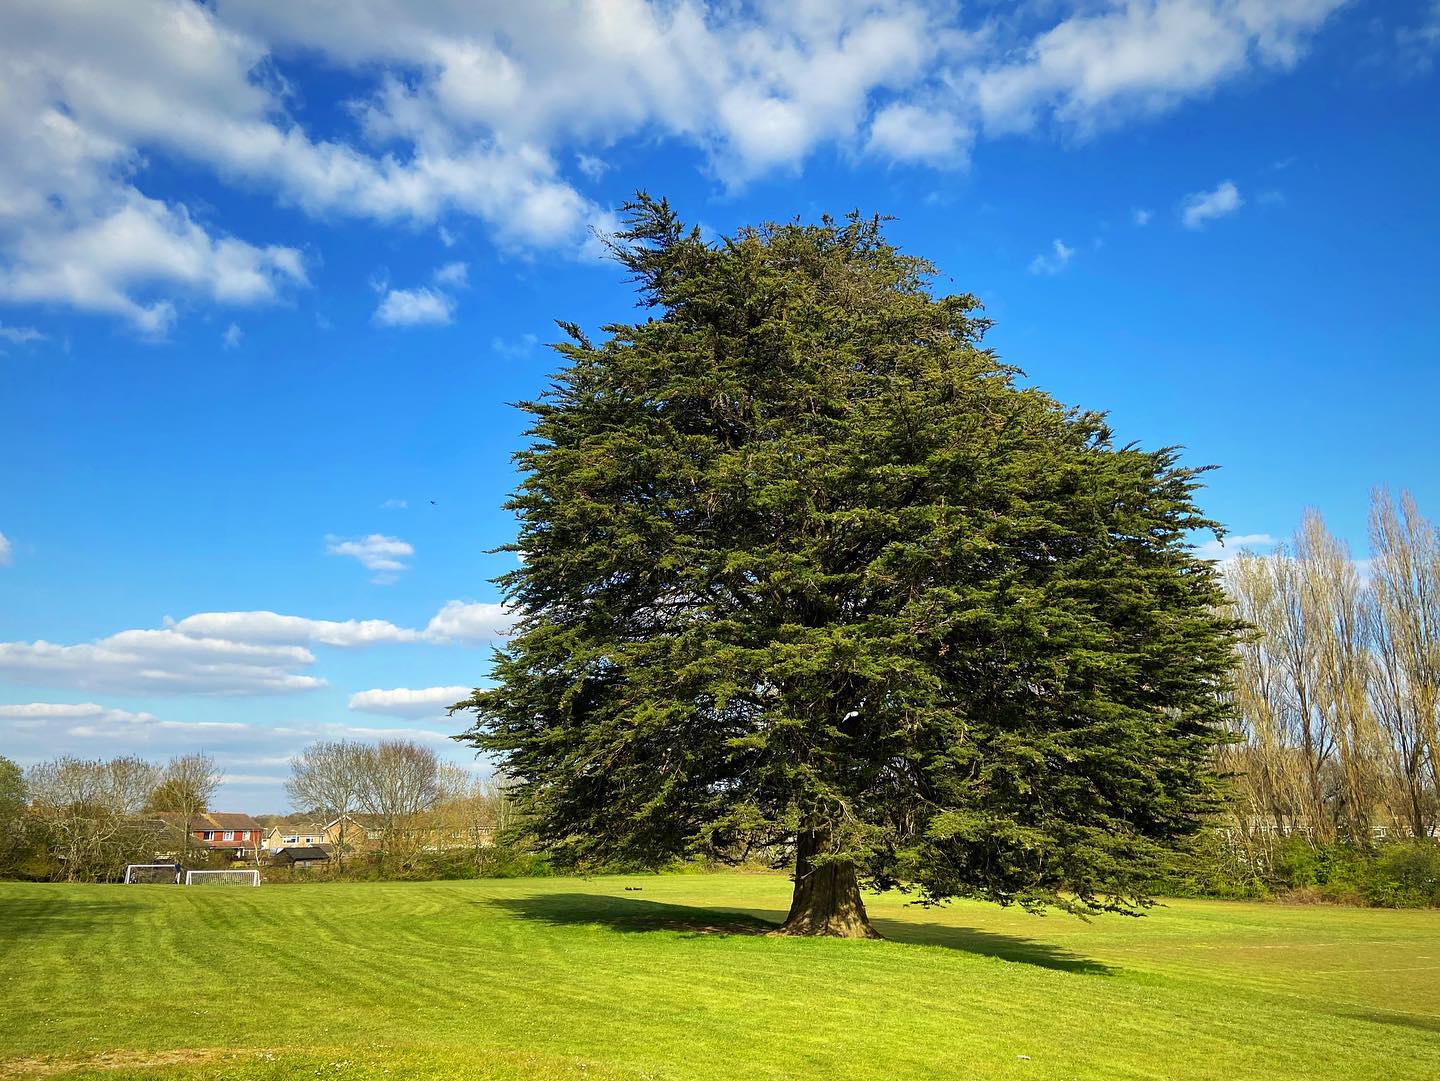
<box><xmin>155</xmin><ymin>811</ymin><xmax>495</xmax><ymax>867</ymax></box>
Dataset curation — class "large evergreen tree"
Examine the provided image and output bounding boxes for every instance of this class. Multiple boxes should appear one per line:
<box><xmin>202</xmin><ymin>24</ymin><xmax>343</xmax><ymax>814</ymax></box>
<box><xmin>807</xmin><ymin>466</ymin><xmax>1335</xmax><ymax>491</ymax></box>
<box><xmin>455</xmin><ymin>196</ymin><xmax>1240</xmax><ymax>937</ymax></box>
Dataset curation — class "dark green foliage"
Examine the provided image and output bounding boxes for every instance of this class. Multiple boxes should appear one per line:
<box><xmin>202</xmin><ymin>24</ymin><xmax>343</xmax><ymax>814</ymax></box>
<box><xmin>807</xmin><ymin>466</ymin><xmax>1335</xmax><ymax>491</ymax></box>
<box><xmin>456</xmin><ymin>195</ymin><xmax>1243</xmax><ymax>916</ymax></box>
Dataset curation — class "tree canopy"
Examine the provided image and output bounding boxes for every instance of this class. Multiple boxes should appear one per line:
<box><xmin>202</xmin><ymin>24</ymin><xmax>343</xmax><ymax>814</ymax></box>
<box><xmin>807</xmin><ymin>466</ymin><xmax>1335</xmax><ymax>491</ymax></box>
<box><xmin>455</xmin><ymin>195</ymin><xmax>1241</xmax><ymax>936</ymax></box>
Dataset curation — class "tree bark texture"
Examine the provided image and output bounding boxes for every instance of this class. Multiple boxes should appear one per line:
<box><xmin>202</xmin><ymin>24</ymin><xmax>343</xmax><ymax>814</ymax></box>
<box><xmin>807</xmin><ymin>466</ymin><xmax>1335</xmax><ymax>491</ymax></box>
<box><xmin>776</xmin><ymin>827</ymin><xmax>882</xmax><ymax>939</ymax></box>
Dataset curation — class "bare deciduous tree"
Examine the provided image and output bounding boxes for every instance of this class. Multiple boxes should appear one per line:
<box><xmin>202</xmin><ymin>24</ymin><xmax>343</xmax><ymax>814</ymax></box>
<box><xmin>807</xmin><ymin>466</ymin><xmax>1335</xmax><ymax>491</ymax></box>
<box><xmin>286</xmin><ymin>740</ymin><xmax>367</xmax><ymax>869</ymax></box>
<box><xmin>1223</xmin><ymin>494</ymin><xmax>1439</xmax><ymax>849</ymax></box>
<box><xmin>26</xmin><ymin>756</ymin><xmax>163</xmax><ymax>881</ymax></box>
<box><xmin>357</xmin><ymin>740</ymin><xmax>440</xmax><ymax>872</ymax></box>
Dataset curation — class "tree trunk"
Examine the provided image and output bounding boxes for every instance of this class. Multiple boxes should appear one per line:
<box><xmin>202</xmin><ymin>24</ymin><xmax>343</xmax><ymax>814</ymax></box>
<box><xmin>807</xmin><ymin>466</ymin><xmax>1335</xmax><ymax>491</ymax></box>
<box><xmin>775</xmin><ymin>827</ymin><xmax>882</xmax><ymax>939</ymax></box>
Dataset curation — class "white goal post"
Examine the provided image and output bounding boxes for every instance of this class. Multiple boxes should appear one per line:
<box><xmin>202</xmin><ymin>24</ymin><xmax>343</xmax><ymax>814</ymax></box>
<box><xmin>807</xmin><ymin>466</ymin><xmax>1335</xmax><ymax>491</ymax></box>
<box><xmin>123</xmin><ymin>863</ymin><xmax>181</xmax><ymax>884</ymax></box>
<box><xmin>184</xmin><ymin>869</ymin><xmax>261</xmax><ymax>886</ymax></box>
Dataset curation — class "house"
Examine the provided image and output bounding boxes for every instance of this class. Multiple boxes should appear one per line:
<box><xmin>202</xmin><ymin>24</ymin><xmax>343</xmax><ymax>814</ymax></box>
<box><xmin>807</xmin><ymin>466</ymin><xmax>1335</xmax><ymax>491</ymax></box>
<box><xmin>270</xmin><ymin>845</ymin><xmax>331</xmax><ymax>869</ymax></box>
<box><xmin>321</xmin><ymin>813</ymin><xmax>385</xmax><ymax>852</ymax></box>
<box><xmin>260</xmin><ymin>822</ymin><xmax>326</xmax><ymax>854</ymax></box>
<box><xmin>154</xmin><ymin>812</ymin><xmax>265</xmax><ymax>858</ymax></box>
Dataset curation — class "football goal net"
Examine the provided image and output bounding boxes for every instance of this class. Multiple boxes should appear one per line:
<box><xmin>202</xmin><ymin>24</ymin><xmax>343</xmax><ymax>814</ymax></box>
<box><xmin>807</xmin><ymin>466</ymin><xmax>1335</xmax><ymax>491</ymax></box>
<box><xmin>184</xmin><ymin>869</ymin><xmax>261</xmax><ymax>886</ymax></box>
<box><xmin>123</xmin><ymin>863</ymin><xmax>181</xmax><ymax>884</ymax></box>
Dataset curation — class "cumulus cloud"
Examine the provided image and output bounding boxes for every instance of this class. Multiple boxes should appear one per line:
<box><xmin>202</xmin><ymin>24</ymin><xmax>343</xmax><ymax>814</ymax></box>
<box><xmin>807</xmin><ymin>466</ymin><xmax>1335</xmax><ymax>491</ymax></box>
<box><xmin>424</xmin><ymin>600</ymin><xmax>517</xmax><ymax>643</ymax></box>
<box><xmin>169</xmin><ymin>611</ymin><xmax>421</xmax><ymax>647</ymax></box>
<box><xmin>1028</xmin><ymin>238</ymin><xmax>1075</xmax><ymax>275</ymax></box>
<box><xmin>347</xmin><ymin>685</ymin><xmax>472</xmax><ymax>718</ymax></box>
<box><xmin>222</xmin><ymin>322</ymin><xmax>243</xmax><ymax>349</ymax></box>
<box><xmin>867</xmin><ymin>104</ymin><xmax>970</xmax><ymax>166</ymax></box>
<box><xmin>325</xmin><ymin>533</ymin><xmax>414</xmax><ymax>582</ymax></box>
<box><xmin>0</xmin><ymin>629</ymin><xmax>322</xmax><ymax>696</ymax></box>
<box><xmin>0</xmin><ymin>1</ymin><xmax>1342</xmax><ymax>328</ymax></box>
<box><xmin>374</xmin><ymin>286</ymin><xmax>454</xmax><ymax>327</ymax></box>
<box><xmin>1132</xmin><ymin>207</ymin><xmax>1153</xmax><ymax>226</ymax></box>
<box><xmin>1181</xmin><ymin>179</ymin><xmax>1243</xmax><ymax>228</ymax></box>
<box><xmin>968</xmin><ymin>0</ymin><xmax>1345</xmax><ymax>136</ymax></box>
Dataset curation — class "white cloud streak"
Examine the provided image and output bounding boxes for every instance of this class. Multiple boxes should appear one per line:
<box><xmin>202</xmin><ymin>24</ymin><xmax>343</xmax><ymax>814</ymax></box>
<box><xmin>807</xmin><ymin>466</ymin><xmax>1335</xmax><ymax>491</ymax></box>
<box><xmin>0</xmin><ymin>630</ymin><xmax>322</xmax><ymax>696</ymax></box>
<box><xmin>1194</xmin><ymin>532</ymin><xmax>1277</xmax><ymax>562</ymax></box>
<box><xmin>424</xmin><ymin>601</ymin><xmax>517</xmax><ymax>643</ymax></box>
<box><xmin>1181</xmin><ymin>179</ymin><xmax>1243</xmax><ymax>228</ymax></box>
<box><xmin>169</xmin><ymin>611</ymin><xmax>421</xmax><ymax>647</ymax></box>
<box><xmin>1028</xmin><ymin>238</ymin><xmax>1075</xmax><ymax>275</ymax></box>
<box><xmin>325</xmin><ymin>533</ymin><xmax>414</xmax><ymax>582</ymax></box>
<box><xmin>347</xmin><ymin>685</ymin><xmax>472</xmax><ymax>718</ymax></box>
<box><xmin>0</xmin><ymin>531</ymin><xmax>11</xmax><ymax>566</ymax></box>
<box><xmin>0</xmin><ymin>323</ymin><xmax>45</xmax><ymax>344</ymax></box>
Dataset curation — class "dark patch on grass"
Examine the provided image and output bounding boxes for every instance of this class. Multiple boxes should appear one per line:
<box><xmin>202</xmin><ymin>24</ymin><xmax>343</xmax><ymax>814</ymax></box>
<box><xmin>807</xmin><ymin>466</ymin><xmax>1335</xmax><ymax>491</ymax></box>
<box><xmin>872</xmin><ymin>919</ymin><xmax>1114</xmax><ymax>974</ymax></box>
<box><xmin>1332</xmin><ymin>1007</ymin><xmax>1440</xmax><ymax>1033</ymax></box>
<box><xmin>490</xmin><ymin>892</ymin><xmax>1112</xmax><ymax>972</ymax></box>
<box><xmin>487</xmin><ymin>892</ymin><xmax>776</xmax><ymax>938</ymax></box>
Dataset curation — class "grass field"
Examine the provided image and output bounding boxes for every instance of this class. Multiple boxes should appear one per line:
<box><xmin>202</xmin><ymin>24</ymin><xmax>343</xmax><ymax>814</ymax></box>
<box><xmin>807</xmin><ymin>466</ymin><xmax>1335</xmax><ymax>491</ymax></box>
<box><xmin>1</xmin><ymin>874</ymin><xmax>1437</xmax><ymax>1080</ymax></box>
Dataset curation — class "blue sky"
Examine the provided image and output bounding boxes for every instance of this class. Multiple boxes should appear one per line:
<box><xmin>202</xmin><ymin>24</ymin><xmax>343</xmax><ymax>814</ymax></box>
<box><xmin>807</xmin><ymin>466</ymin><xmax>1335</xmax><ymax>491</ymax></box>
<box><xmin>1</xmin><ymin>0</ymin><xmax>1437</xmax><ymax>810</ymax></box>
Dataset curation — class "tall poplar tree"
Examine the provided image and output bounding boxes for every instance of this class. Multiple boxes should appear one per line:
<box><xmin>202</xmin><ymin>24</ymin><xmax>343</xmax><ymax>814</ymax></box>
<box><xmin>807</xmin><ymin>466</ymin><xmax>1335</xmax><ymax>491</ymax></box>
<box><xmin>455</xmin><ymin>196</ymin><xmax>1240</xmax><ymax>937</ymax></box>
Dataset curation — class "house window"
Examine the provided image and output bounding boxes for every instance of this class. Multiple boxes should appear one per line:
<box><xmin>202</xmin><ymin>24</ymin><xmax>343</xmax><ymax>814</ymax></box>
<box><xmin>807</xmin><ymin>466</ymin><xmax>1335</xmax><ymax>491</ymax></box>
<box><xmin>284</xmin><ymin>835</ymin><xmax>298</xmax><ymax>844</ymax></box>
<box><xmin>223</xmin><ymin>831</ymin><xmax>235</xmax><ymax>841</ymax></box>
<box><xmin>202</xmin><ymin>831</ymin><xmax>213</xmax><ymax>840</ymax></box>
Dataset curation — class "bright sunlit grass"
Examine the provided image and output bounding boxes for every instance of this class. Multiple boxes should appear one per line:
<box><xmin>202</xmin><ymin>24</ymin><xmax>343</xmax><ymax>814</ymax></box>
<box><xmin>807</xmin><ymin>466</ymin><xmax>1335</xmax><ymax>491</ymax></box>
<box><xmin>1</xmin><ymin>874</ymin><xmax>1436</xmax><ymax>1080</ymax></box>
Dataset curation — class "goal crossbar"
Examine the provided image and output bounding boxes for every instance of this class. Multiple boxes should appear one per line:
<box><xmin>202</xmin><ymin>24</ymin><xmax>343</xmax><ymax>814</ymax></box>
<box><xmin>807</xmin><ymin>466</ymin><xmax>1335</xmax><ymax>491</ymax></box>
<box><xmin>184</xmin><ymin>869</ymin><xmax>261</xmax><ymax>886</ymax></box>
<box><xmin>123</xmin><ymin>863</ymin><xmax>181</xmax><ymax>884</ymax></box>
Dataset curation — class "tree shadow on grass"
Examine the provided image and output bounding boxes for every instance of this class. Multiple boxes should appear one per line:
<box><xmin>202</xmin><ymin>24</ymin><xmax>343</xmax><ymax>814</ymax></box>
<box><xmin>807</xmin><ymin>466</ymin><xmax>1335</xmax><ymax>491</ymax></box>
<box><xmin>486</xmin><ymin>893</ymin><xmax>1112</xmax><ymax>974</ymax></box>
<box><xmin>1332</xmin><ymin>1007</ymin><xmax>1440</xmax><ymax>1033</ymax></box>
<box><xmin>871</xmin><ymin>918</ymin><xmax>1113</xmax><ymax>974</ymax></box>
<box><xmin>487</xmin><ymin>892</ymin><xmax>777</xmax><ymax>938</ymax></box>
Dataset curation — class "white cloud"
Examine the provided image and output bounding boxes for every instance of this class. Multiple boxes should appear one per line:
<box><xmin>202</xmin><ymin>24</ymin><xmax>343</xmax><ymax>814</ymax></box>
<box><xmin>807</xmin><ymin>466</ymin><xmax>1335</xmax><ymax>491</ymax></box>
<box><xmin>1181</xmin><ymin>179</ymin><xmax>1243</xmax><ymax>229</ymax></box>
<box><xmin>325</xmin><ymin>533</ymin><xmax>414</xmax><ymax>582</ymax></box>
<box><xmin>169</xmin><ymin>611</ymin><xmax>420</xmax><ymax>647</ymax></box>
<box><xmin>1397</xmin><ymin>1</ymin><xmax>1440</xmax><ymax>74</ymax></box>
<box><xmin>374</xmin><ymin>286</ymin><xmax>454</xmax><ymax>327</ymax></box>
<box><xmin>222</xmin><ymin>322</ymin><xmax>243</xmax><ymax>349</ymax></box>
<box><xmin>492</xmin><ymin>333</ymin><xmax>539</xmax><ymax>360</ymax></box>
<box><xmin>0</xmin><ymin>323</ymin><xmax>45</xmax><ymax>344</ymax></box>
<box><xmin>867</xmin><ymin>104</ymin><xmax>970</xmax><ymax>166</ymax></box>
<box><xmin>347</xmin><ymin>685</ymin><xmax>472</xmax><ymax>718</ymax></box>
<box><xmin>0</xmin><ymin>629</ymin><xmax>322</xmax><ymax>696</ymax></box>
<box><xmin>432</xmin><ymin>261</ymin><xmax>468</xmax><ymax>288</ymax></box>
<box><xmin>0</xmin><ymin>531</ymin><xmax>11</xmax><ymax>566</ymax></box>
<box><xmin>969</xmin><ymin>1</ymin><xmax>1345</xmax><ymax>136</ymax></box>
<box><xmin>424</xmin><ymin>600</ymin><xmax>516</xmax><ymax>643</ymax></box>
<box><xmin>1028</xmin><ymin>238</ymin><xmax>1075</xmax><ymax>275</ymax></box>
<box><xmin>1132</xmin><ymin>207</ymin><xmax>1153</xmax><ymax>226</ymax></box>
<box><xmin>1194</xmin><ymin>532</ymin><xmax>1277</xmax><ymax>562</ymax></box>
<box><xmin>575</xmin><ymin>152</ymin><xmax>609</xmax><ymax>180</ymax></box>
<box><xmin>0</xmin><ymin>701</ymin><xmax>246</xmax><ymax>736</ymax></box>
<box><xmin>0</xmin><ymin>1</ymin><xmax>1341</xmax><ymax>329</ymax></box>
<box><xmin>381</xmin><ymin>499</ymin><xmax>408</xmax><ymax>510</ymax></box>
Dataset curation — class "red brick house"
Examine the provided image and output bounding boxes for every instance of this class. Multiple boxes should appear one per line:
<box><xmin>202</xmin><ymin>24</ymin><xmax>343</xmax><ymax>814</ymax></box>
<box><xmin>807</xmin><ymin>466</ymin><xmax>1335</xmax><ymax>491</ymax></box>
<box><xmin>155</xmin><ymin>812</ymin><xmax>264</xmax><ymax>858</ymax></box>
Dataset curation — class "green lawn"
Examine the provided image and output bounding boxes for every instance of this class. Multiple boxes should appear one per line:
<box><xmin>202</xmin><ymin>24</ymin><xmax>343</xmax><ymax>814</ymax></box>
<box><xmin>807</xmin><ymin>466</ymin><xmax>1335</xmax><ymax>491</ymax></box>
<box><xmin>1</xmin><ymin>874</ymin><xmax>1437</xmax><ymax>1080</ymax></box>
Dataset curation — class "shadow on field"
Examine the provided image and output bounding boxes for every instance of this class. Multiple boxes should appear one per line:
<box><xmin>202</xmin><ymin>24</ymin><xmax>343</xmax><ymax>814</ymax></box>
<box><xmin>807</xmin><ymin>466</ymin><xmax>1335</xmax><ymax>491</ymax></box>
<box><xmin>0</xmin><ymin>898</ymin><xmax>144</xmax><ymax>932</ymax></box>
<box><xmin>1334</xmin><ymin>1007</ymin><xmax>1440</xmax><ymax>1033</ymax></box>
<box><xmin>489</xmin><ymin>893</ymin><xmax>776</xmax><ymax>938</ymax></box>
<box><xmin>490</xmin><ymin>893</ymin><xmax>1111</xmax><ymax>973</ymax></box>
<box><xmin>872</xmin><ymin>919</ymin><xmax>1113</xmax><ymax>974</ymax></box>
